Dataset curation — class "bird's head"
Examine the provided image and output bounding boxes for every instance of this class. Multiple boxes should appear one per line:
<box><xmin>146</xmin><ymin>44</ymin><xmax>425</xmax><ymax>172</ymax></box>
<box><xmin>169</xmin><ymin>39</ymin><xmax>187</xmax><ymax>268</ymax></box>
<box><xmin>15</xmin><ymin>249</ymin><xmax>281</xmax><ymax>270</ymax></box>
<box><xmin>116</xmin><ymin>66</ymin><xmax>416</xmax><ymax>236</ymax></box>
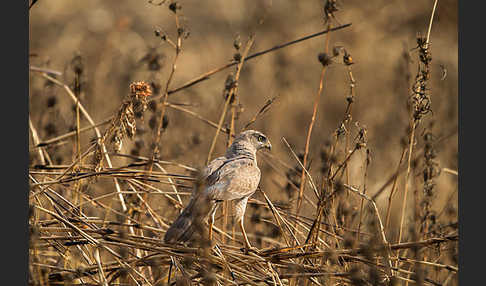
<box><xmin>237</xmin><ymin>130</ymin><xmax>272</xmax><ymax>151</ymax></box>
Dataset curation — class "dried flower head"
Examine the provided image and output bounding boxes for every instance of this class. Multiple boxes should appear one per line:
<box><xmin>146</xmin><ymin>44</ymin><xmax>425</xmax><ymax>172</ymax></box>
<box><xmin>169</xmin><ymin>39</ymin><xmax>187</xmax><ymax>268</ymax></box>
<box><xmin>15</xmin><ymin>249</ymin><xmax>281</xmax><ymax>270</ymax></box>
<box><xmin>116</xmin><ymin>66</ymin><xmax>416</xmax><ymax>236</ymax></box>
<box><xmin>93</xmin><ymin>81</ymin><xmax>152</xmax><ymax>171</ymax></box>
<box><xmin>129</xmin><ymin>81</ymin><xmax>152</xmax><ymax>113</ymax></box>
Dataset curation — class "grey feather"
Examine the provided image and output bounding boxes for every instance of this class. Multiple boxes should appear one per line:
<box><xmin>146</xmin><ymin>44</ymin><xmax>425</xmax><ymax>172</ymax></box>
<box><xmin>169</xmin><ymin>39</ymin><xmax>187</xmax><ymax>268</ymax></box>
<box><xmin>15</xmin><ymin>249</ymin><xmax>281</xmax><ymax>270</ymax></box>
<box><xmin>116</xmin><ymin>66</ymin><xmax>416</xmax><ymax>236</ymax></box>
<box><xmin>163</xmin><ymin>130</ymin><xmax>270</xmax><ymax>245</ymax></box>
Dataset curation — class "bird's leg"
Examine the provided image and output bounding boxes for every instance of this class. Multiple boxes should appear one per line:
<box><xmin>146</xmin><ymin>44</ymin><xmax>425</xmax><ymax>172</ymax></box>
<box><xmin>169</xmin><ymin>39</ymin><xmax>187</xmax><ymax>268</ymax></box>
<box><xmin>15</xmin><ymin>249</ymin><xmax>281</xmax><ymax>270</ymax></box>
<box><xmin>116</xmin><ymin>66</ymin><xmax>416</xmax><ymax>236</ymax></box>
<box><xmin>239</xmin><ymin>219</ymin><xmax>252</xmax><ymax>250</ymax></box>
<box><xmin>234</xmin><ymin>197</ymin><xmax>259</xmax><ymax>253</ymax></box>
<box><xmin>238</xmin><ymin>214</ymin><xmax>259</xmax><ymax>254</ymax></box>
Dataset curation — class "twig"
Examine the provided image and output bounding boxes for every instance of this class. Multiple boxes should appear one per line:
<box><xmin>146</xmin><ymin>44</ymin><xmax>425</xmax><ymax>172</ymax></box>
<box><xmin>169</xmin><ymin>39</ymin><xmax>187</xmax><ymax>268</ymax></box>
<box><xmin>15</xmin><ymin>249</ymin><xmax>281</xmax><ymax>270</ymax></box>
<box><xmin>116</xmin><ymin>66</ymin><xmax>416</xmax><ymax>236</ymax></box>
<box><xmin>39</xmin><ymin>73</ymin><xmax>129</xmax><ymax>213</ymax></box>
<box><xmin>29</xmin><ymin>118</ymin><xmax>49</xmax><ymax>165</ymax></box>
<box><xmin>385</xmin><ymin>148</ymin><xmax>407</xmax><ymax>231</ymax></box>
<box><xmin>342</xmin><ymin>184</ymin><xmax>393</xmax><ymax>278</ymax></box>
<box><xmin>29</xmin><ymin>65</ymin><xmax>63</xmax><ymax>75</ymax></box>
<box><xmin>281</xmin><ymin>137</ymin><xmax>319</xmax><ymax>199</ymax></box>
<box><xmin>148</xmin><ymin>10</ymin><xmax>184</xmax><ymax>173</ymax></box>
<box><xmin>371</xmin><ymin>129</ymin><xmax>457</xmax><ymax>201</ymax></box>
<box><xmin>34</xmin><ymin>117</ymin><xmax>112</xmax><ymax>148</ymax></box>
<box><xmin>207</xmin><ymin>37</ymin><xmax>254</xmax><ymax>164</ymax></box>
<box><xmin>166</xmin><ymin>103</ymin><xmax>230</xmax><ymax>134</ymax></box>
<box><xmin>150</xmin><ymin>24</ymin><xmax>352</xmax><ymax>99</ymax></box>
<box><xmin>243</xmin><ymin>95</ymin><xmax>279</xmax><ymax>130</ymax></box>
<box><xmin>295</xmin><ymin>38</ymin><xmax>331</xmax><ymax>220</ymax></box>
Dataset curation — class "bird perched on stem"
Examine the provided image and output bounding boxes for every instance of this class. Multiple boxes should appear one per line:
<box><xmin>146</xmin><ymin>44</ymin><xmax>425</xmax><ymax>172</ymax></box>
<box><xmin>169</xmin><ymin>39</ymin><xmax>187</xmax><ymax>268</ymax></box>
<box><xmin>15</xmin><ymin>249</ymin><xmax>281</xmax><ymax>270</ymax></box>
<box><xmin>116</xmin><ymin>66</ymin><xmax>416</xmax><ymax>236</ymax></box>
<box><xmin>164</xmin><ymin>130</ymin><xmax>271</xmax><ymax>251</ymax></box>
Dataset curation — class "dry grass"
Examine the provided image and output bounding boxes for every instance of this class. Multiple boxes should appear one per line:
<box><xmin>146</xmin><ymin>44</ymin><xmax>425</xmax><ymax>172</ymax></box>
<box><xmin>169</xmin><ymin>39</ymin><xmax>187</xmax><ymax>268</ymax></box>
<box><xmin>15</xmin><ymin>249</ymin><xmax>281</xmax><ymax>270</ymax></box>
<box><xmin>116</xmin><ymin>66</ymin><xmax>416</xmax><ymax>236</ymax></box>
<box><xmin>29</xmin><ymin>0</ymin><xmax>458</xmax><ymax>285</ymax></box>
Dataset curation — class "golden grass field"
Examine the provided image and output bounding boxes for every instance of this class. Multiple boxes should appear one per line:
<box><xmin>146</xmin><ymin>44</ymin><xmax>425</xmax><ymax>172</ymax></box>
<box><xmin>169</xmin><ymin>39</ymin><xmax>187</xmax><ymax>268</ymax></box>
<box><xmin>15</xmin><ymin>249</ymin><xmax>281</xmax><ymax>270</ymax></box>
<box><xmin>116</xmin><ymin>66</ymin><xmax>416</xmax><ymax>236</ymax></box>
<box><xmin>29</xmin><ymin>1</ymin><xmax>458</xmax><ymax>285</ymax></box>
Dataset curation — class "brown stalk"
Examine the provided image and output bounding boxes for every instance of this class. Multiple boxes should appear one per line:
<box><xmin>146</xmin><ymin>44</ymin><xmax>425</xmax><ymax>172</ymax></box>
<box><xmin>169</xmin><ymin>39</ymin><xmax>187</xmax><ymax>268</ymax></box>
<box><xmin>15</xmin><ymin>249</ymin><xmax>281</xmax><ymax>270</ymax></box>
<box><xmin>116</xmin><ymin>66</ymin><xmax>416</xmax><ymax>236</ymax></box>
<box><xmin>148</xmin><ymin>24</ymin><xmax>352</xmax><ymax>99</ymax></box>
<box><xmin>397</xmin><ymin>0</ymin><xmax>438</xmax><ymax>272</ymax></box>
<box><xmin>243</xmin><ymin>95</ymin><xmax>279</xmax><ymax>130</ymax></box>
<box><xmin>39</xmin><ymin>73</ymin><xmax>129</xmax><ymax>214</ymax></box>
<box><xmin>343</xmin><ymin>184</ymin><xmax>393</xmax><ymax>278</ymax></box>
<box><xmin>148</xmin><ymin>11</ymin><xmax>184</xmax><ymax>174</ymax></box>
<box><xmin>206</xmin><ymin>37</ymin><xmax>255</xmax><ymax>164</ymax></box>
<box><xmin>356</xmin><ymin>149</ymin><xmax>370</xmax><ymax>243</ymax></box>
<box><xmin>295</xmin><ymin>62</ymin><xmax>328</xmax><ymax>220</ymax></box>
<box><xmin>385</xmin><ymin>147</ymin><xmax>407</xmax><ymax>231</ymax></box>
<box><xmin>29</xmin><ymin>118</ymin><xmax>49</xmax><ymax>166</ymax></box>
<box><xmin>295</xmin><ymin>22</ymin><xmax>333</xmax><ymax>222</ymax></box>
<box><xmin>371</xmin><ymin>129</ymin><xmax>457</xmax><ymax>201</ymax></box>
<box><xmin>397</xmin><ymin>120</ymin><xmax>416</xmax><ymax>262</ymax></box>
<box><xmin>166</xmin><ymin>103</ymin><xmax>230</xmax><ymax>134</ymax></box>
<box><xmin>34</xmin><ymin>117</ymin><xmax>112</xmax><ymax>148</ymax></box>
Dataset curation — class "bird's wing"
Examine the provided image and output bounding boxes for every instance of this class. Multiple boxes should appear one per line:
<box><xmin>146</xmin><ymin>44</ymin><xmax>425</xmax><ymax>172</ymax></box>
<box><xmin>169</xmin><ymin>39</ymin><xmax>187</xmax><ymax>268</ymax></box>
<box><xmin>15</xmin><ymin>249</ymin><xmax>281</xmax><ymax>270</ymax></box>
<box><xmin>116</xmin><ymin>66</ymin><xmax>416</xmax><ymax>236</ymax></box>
<box><xmin>204</xmin><ymin>156</ymin><xmax>261</xmax><ymax>201</ymax></box>
<box><xmin>201</xmin><ymin>156</ymin><xmax>227</xmax><ymax>180</ymax></box>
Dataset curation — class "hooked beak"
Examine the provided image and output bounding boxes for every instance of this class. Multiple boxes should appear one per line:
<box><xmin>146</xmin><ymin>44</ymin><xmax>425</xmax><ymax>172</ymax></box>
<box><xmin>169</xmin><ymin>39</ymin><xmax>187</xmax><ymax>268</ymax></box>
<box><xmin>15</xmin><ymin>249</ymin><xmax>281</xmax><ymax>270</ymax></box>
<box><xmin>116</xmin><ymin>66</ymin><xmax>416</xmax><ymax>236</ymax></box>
<box><xmin>265</xmin><ymin>141</ymin><xmax>272</xmax><ymax>151</ymax></box>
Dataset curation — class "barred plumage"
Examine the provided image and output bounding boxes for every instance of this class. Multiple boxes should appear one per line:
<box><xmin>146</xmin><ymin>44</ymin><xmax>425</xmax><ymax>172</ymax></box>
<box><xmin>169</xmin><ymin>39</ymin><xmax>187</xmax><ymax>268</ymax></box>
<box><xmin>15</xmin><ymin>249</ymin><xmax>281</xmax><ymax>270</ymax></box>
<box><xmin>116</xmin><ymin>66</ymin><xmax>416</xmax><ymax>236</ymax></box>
<box><xmin>164</xmin><ymin>130</ymin><xmax>271</xmax><ymax>249</ymax></box>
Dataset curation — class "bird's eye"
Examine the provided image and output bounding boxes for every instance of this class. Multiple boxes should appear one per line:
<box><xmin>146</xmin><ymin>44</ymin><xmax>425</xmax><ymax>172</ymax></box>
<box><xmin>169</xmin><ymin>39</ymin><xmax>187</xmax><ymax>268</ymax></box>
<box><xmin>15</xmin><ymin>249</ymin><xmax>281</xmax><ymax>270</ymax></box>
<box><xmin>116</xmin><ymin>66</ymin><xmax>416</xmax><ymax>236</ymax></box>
<box><xmin>257</xmin><ymin>135</ymin><xmax>266</xmax><ymax>143</ymax></box>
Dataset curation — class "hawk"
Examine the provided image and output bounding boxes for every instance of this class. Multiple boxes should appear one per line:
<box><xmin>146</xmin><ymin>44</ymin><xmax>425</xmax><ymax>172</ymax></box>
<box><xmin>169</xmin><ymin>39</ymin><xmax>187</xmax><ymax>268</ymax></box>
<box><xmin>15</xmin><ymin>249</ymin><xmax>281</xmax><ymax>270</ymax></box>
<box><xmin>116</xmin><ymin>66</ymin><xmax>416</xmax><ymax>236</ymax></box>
<box><xmin>164</xmin><ymin>130</ymin><xmax>272</xmax><ymax>249</ymax></box>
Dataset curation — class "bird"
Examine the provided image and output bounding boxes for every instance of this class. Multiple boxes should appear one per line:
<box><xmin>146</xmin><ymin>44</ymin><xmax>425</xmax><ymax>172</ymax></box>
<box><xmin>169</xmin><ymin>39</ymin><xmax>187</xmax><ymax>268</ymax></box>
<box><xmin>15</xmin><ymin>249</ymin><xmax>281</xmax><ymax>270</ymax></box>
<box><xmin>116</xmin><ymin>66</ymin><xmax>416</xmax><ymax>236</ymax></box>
<box><xmin>164</xmin><ymin>130</ymin><xmax>271</xmax><ymax>250</ymax></box>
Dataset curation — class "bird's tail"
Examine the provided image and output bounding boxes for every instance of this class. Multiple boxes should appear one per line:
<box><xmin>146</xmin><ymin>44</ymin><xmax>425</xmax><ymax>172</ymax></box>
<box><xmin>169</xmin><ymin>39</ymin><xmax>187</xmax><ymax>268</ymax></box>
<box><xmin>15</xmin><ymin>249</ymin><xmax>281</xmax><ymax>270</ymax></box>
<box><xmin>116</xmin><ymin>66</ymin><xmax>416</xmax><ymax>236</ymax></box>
<box><xmin>164</xmin><ymin>193</ymin><xmax>215</xmax><ymax>244</ymax></box>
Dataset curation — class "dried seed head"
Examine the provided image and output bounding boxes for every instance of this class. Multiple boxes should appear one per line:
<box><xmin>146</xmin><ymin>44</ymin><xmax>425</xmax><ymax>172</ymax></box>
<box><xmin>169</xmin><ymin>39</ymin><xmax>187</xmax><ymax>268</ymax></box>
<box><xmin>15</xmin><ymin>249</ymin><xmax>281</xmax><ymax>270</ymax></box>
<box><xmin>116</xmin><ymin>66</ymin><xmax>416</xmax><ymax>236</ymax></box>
<box><xmin>148</xmin><ymin>56</ymin><xmax>162</xmax><ymax>71</ymax></box>
<box><xmin>176</xmin><ymin>276</ymin><xmax>191</xmax><ymax>286</ymax></box>
<box><xmin>324</xmin><ymin>0</ymin><xmax>339</xmax><ymax>15</ymax></box>
<box><xmin>134</xmin><ymin>110</ymin><xmax>143</xmax><ymax>119</ymax></box>
<box><xmin>233</xmin><ymin>52</ymin><xmax>242</xmax><ymax>62</ymax></box>
<box><xmin>44</xmin><ymin>123</ymin><xmax>57</xmax><ymax>137</ymax></box>
<box><xmin>120</xmin><ymin>104</ymin><xmax>136</xmax><ymax>138</ymax></box>
<box><xmin>320</xmin><ymin>148</ymin><xmax>329</xmax><ymax>162</ymax></box>
<box><xmin>332</xmin><ymin>45</ymin><xmax>343</xmax><ymax>57</ymax></box>
<box><xmin>343</xmin><ymin>52</ymin><xmax>354</xmax><ymax>65</ymax></box>
<box><xmin>181</xmin><ymin>256</ymin><xmax>195</xmax><ymax>268</ymax></box>
<box><xmin>343</xmin><ymin>233</ymin><xmax>356</xmax><ymax>248</ymax></box>
<box><xmin>400</xmin><ymin>136</ymin><xmax>408</xmax><ymax>148</ymax></box>
<box><xmin>71</xmin><ymin>54</ymin><xmax>84</xmax><ymax>75</ymax></box>
<box><xmin>130</xmin><ymin>81</ymin><xmax>152</xmax><ymax>102</ymax></box>
<box><xmin>151</xmin><ymin>82</ymin><xmax>161</xmax><ymax>95</ymax></box>
<box><xmin>325</xmin><ymin>154</ymin><xmax>336</xmax><ymax>166</ymax></box>
<box><xmin>250</xmin><ymin>213</ymin><xmax>261</xmax><ymax>224</ymax></box>
<box><xmin>169</xmin><ymin>1</ymin><xmax>181</xmax><ymax>13</ymax></box>
<box><xmin>130</xmin><ymin>148</ymin><xmax>139</xmax><ymax>156</ymax></box>
<box><xmin>148</xmin><ymin>100</ymin><xmax>158</xmax><ymax>112</ymax></box>
<box><xmin>269</xmin><ymin>224</ymin><xmax>282</xmax><ymax>238</ymax></box>
<box><xmin>334</xmin><ymin>181</ymin><xmax>344</xmax><ymax>195</ymax></box>
<box><xmin>368</xmin><ymin>267</ymin><xmax>381</xmax><ymax>286</ymax></box>
<box><xmin>191</xmin><ymin>133</ymin><xmax>201</xmax><ymax>145</ymax></box>
<box><xmin>183</xmin><ymin>29</ymin><xmax>190</xmax><ymax>39</ymax></box>
<box><xmin>349</xmin><ymin>266</ymin><xmax>366</xmax><ymax>285</ymax></box>
<box><xmin>294</xmin><ymin>164</ymin><xmax>303</xmax><ymax>173</ymax></box>
<box><xmin>149</xmin><ymin>115</ymin><xmax>157</xmax><ymax>130</ymax></box>
<box><xmin>99</xmin><ymin>81</ymin><xmax>152</xmax><ymax>157</ymax></box>
<box><xmin>162</xmin><ymin>114</ymin><xmax>169</xmax><ymax>129</ymax></box>
<box><xmin>336</xmin><ymin>122</ymin><xmax>347</xmax><ymax>137</ymax></box>
<box><xmin>46</xmin><ymin>96</ymin><xmax>57</xmax><ymax>108</ymax></box>
<box><xmin>233</xmin><ymin>35</ymin><xmax>242</xmax><ymax>50</ymax></box>
<box><xmin>297</xmin><ymin>151</ymin><xmax>305</xmax><ymax>162</ymax></box>
<box><xmin>155</xmin><ymin>29</ymin><xmax>167</xmax><ymax>41</ymax></box>
<box><xmin>224</xmin><ymin>74</ymin><xmax>236</xmax><ymax>91</ymax></box>
<box><xmin>201</xmin><ymin>271</ymin><xmax>217</xmax><ymax>286</ymax></box>
<box><xmin>318</xmin><ymin>52</ymin><xmax>332</xmax><ymax>66</ymax></box>
<box><xmin>134</xmin><ymin>138</ymin><xmax>144</xmax><ymax>150</ymax></box>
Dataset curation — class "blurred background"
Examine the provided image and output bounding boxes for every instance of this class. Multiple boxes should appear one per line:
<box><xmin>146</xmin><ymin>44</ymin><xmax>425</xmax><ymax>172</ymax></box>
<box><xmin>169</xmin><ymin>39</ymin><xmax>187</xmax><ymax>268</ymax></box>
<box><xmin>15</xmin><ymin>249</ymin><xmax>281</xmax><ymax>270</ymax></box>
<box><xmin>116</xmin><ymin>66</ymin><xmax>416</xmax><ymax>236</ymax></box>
<box><xmin>29</xmin><ymin>0</ymin><xmax>457</xmax><ymax>253</ymax></box>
